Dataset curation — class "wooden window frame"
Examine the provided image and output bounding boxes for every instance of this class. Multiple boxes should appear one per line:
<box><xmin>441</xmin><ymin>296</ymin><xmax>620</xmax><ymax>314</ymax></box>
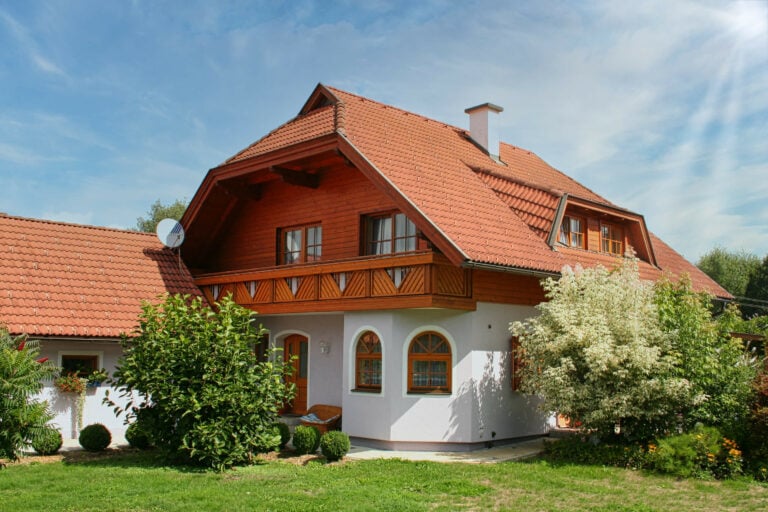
<box><xmin>363</xmin><ymin>211</ymin><xmax>418</xmax><ymax>256</ymax></box>
<box><xmin>600</xmin><ymin>222</ymin><xmax>623</xmax><ymax>256</ymax></box>
<box><xmin>559</xmin><ymin>215</ymin><xmax>585</xmax><ymax>249</ymax></box>
<box><xmin>407</xmin><ymin>331</ymin><xmax>452</xmax><ymax>394</ymax></box>
<box><xmin>354</xmin><ymin>331</ymin><xmax>382</xmax><ymax>392</ymax></box>
<box><xmin>278</xmin><ymin>223</ymin><xmax>322</xmax><ymax>265</ymax></box>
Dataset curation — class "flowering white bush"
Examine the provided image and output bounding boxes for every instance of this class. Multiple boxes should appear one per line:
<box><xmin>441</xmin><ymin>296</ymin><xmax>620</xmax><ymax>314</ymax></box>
<box><xmin>511</xmin><ymin>259</ymin><xmax>691</xmax><ymax>440</ymax></box>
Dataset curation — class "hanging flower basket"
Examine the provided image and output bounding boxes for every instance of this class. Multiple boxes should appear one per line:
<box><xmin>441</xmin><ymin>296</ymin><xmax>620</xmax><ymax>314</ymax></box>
<box><xmin>87</xmin><ymin>368</ymin><xmax>109</xmax><ymax>388</ymax></box>
<box><xmin>54</xmin><ymin>372</ymin><xmax>87</xmax><ymax>394</ymax></box>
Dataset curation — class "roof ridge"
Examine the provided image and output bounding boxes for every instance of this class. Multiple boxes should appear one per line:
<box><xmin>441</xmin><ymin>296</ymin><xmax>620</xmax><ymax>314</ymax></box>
<box><xmin>325</xmin><ymin>86</ymin><xmax>467</xmax><ymax>134</ymax></box>
<box><xmin>0</xmin><ymin>213</ymin><xmax>154</xmax><ymax>237</ymax></box>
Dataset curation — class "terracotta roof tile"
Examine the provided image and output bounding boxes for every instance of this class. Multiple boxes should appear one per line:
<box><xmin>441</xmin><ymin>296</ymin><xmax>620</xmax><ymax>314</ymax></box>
<box><xmin>199</xmin><ymin>84</ymin><xmax>726</xmax><ymax>296</ymax></box>
<box><xmin>328</xmin><ymin>87</ymin><xmax>564</xmax><ymax>273</ymax></box>
<box><xmin>0</xmin><ymin>215</ymin><xmax>200</xmax><ymax>338</ymax></box>
<box><xmin>226</xmin><ymin>105</ymin><xmax>336</xmax><ymax>164</ymax></box>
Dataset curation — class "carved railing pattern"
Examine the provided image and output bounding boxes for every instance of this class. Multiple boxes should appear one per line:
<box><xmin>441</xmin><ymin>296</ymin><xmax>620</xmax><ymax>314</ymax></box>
<box><xmin>195</xmin><ymin>253</ymin><xmax>471</xmax><ymax>310</ymax></box>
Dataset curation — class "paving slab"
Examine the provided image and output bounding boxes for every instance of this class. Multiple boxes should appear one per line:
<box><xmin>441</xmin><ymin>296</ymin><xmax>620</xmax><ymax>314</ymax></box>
<box><xmin>346</xmin><ymin>437</ymin><xmax>547</xmax><ymax>463</ymax></box>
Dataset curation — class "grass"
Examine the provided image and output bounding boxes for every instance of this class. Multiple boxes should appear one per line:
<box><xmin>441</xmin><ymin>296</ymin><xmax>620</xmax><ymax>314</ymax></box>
<box><xmin>1</xmin><ymin>450</ymin><xmax>766</xmax><ymax>511</ymax></box>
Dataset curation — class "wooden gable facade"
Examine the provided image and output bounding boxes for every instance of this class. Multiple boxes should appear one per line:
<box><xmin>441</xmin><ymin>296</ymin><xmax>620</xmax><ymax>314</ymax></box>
<box><xmin>181</xmin><ymin>84</ymin><xmax>728</xmax><ymax>318</ymax></box>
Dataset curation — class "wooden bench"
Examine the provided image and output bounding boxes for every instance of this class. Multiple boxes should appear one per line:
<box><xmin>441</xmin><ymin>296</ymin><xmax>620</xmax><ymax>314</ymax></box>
<box><xmin>299</xmin><ymin>404</ymin><xmax>342</xmax><ymax>434</ymax></box>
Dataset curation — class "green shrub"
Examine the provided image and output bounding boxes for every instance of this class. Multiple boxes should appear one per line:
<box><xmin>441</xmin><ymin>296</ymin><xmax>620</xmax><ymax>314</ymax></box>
<box><xmin>646</xmin><ymin>425</ymin><xmax>743</xmax><ymax>479</ymax></box>
<box><xmin>32</xmin><ymin>427</ymin><xmax>62</xmax><ymax>455</ymax></box>
<box><xmin>320</xmin><ymin>430</ymin><xmax>350</xmax><ymax>462</ymax></box>
<box><xmin>292</xmin><ymin>425</ymin><xmax>320</xmax><ymax>455</ymax></box>
<box><xmin>125</xmin><ymin>421</ymin><xmax>152</xmax><ymax>450</ymax></box>
<box><xmin>106</xmin><ymin>295</ymin><xmax>294</xmax><ymax>470</ymax></box>
<box><xmin>79</xmin><ymin>423</ymin><xmax>111</xmax><ymax>452</ymax></box>
<box><xmin>277</xmin><ymin>422</ymin><xmax>291</xmax><ymax>450</ymax></box>
<box><xmin>0</xmin><ymin>330</ymin><xmax>57</xmax><ymax>460</ymax></box>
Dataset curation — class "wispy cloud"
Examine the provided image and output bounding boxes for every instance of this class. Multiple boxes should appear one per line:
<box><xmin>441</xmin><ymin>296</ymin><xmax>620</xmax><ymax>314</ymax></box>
<box><xmin>0</xmin><ymin>8</ymin><xmax>67</xmax><ymax>77</ymax></box>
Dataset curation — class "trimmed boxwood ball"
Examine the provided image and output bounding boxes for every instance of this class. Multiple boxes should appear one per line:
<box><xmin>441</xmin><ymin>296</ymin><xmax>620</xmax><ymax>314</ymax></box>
<box><xmin>277</xmin><ymin>422</ymin><xmax>291</xmax><ymax>450</ymax></box>
<box><xmin>292</xmin><ymin>425</ymin><xmax>321</xmax><ymax>455</ymax></box>
<box><xmin>32</xmin><ymin>427</ymin><xmax>63</xmax><ymax>455</ymax></box>
<box><xmin>79</xmin><ymin>423</ymin><xmax>111</xmax><ymax>452</ymax></box>
<box><xmin>125</xmin><ymin>421</ymin><xmax>152</xmax><ymax>449</ymax></box>
<box><xmin>320</xmin><ymin>430</ymin><xmax>350</xmax><ymax>462</ymax></box>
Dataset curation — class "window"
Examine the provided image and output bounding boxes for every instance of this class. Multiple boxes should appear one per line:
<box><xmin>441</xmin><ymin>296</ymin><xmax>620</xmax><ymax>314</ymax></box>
<box><xmin>60</xmin><ymin>354</ymin><xmax>98</xmax><ymax>378</ymax></box>
<box><xmin>601</xmin><ymin>223</ymin><xmax>623</xmax><ymax>255</ymax></box>
<box><xmin>365</xmin><ymin>212</ymin><xmax>417</xmax><ymax>255</ymax></box>
<box><xmin>354</xmin><ymin>331</ymin><xmax>382</xmax><ymax>392</ymax></box>
<box><xmin>279</xmin><ymin>224</ymin><xmax>322</xmax><ymax>264</ymax></box>
<box><xmin>559</xmin><ymin>216</ymin><xmax>584</xmax><ymax>248</ymax></box>
<box><xmin>407</xmin><ymin>332</ymin><xmax>451</xmax><ymax>394</ymax></box>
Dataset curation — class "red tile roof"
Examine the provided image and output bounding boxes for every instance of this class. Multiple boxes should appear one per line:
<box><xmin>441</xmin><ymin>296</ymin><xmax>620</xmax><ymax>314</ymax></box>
<box><xmin>0</xmin><ymin>215</ymin><xmax>200</xmax><ymax>338</ymax></box>
<box><xmin>196</xmin><ymin>84</ymin><xmax>729</xmax><ymax>297</ymax></box>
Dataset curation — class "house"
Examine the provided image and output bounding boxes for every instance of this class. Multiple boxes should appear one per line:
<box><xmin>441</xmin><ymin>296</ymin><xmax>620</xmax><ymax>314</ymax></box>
<box><xmin>180</xmin><ymin>84</ymin><xmax>729</xmax><ymax>450</ymax></box>
<box><xmin>0</xmin><ymin>214</ymin><xmax>199</xmax><ymax>440</ymax></box>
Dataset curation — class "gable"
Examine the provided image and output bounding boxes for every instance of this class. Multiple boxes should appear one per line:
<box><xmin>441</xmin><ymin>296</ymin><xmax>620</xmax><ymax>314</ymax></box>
<box><xmin>182</xmin><ymin>83</ymin><xmax>730</xmax><ymax>298</ymax></box>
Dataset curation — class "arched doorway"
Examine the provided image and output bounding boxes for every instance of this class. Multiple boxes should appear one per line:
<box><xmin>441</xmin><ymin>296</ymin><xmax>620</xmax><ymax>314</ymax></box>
<box><xmin>284</xmin><ymin>334</ymin><xmax>308</xmax><ymax>414</ymax></box>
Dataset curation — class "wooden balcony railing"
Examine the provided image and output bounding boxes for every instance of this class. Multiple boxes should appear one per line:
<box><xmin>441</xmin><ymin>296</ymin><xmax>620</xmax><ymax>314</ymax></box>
<box><xmin>193</xmin><ymin>252</ymin><xmax>475</xmax><ymax>313</ymax></box>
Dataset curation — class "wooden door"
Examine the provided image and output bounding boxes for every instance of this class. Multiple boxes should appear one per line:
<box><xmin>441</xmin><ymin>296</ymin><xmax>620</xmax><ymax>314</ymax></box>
<box><xmin>284</xmin><ymin>334</ymin><xmax>308</xmax><ymax>414</ymax></box>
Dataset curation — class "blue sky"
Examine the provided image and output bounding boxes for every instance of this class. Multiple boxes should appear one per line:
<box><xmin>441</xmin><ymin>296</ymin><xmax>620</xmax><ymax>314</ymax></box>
<box><xmin>1</xmin><ymin>0</ymin><xmax>766</xmax><ymax>262</ymax></box>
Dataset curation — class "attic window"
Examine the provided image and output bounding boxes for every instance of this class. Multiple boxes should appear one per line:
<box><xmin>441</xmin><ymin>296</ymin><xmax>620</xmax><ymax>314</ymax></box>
<box><xmin>601</xmin><ymin>223</ymin><xmax>623</xmax><ymax>255</ymax></box>
<box><xmin>279</xmin><ymin>224</ymin><xmax>322</xmax><ymax>265</ymax></box>
<box><xmin>559</xmin><ymin>216</ymin><xmax>584</xmax><ymax>248</ymax></box>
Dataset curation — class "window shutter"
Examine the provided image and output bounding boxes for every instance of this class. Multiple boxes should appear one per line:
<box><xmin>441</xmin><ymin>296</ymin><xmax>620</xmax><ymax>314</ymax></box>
<box><xmin>510</xmin><ymin>335</ymin><xmax>523</xmax><ymax>391</ymax></box>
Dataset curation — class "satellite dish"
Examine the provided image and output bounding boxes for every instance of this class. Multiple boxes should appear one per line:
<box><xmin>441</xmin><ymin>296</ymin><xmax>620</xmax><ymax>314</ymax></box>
<box><xmin>156</xmin><ymin>218</ymin><xmax>185</xmax><ymax>248</ymax></box>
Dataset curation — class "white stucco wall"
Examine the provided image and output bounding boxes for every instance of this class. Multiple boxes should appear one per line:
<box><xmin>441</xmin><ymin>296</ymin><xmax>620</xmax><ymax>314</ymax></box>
<box><xmin>35</xmin><ymin>339</ymin><xmax>131</xmax><ymax>441</ymax></box>
<box><xmin>341</xmin><ymin>302</ymin><xmax>549</xmax><ymax>447</ymax></box>
<box><xmin>258</xmin><ymin>314</ymin><xmax>344</xmax><ymax>409</ymax></box>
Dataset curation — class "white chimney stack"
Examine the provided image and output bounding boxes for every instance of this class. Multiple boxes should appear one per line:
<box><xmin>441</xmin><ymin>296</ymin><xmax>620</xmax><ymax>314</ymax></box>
<box><xmin>465</xmin><ymin>103</ymin><xmax>503</xmax><ymax>159</ymax></box>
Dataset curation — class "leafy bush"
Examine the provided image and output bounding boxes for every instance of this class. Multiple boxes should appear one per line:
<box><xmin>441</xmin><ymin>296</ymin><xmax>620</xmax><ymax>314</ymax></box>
<box><xmin>0</xmin><ymin>330</ymin><xmax>57</xmax><ymax>460</ymax></box>
<box><xmin>320</xmin><ymin>431</ymin><xmax>350</xmax><ymax>461</ymax></box>
<box><xmin>277</xmin><ymin>422</ymin><xmax>291</xmax><ymax>450</ymax></box>
<box><xmin>107</xmin><ymin>294</ymin><xmax>295</xmax><ymax>470</ymax></box>
<box><xmin>646</xmin><ymin>425</ymin><xmax>743</xmax><ymax>479</ymax></box>
<box><xmin>544</xmin><ymin>436</ymin><xmax>646</xmax><ymax>470</ymax></box>
<box><xmin>79</xmin><ymin>423</ymin><xmax>111</xmax><ymax>452</ymax></box>
<box><xmin>32</xmin><ymin>427</ymin><xmax>62</xmax><ymax>455</ymax></box>
<box><xmin>292</xmin><ymin>425</ymin><xmax>320</xmax><ymax>455</ymax></box>
<box><xmin>125</xmin><ymin>421</ymin><xmax>152</xmax><ymax>450</ymax></box>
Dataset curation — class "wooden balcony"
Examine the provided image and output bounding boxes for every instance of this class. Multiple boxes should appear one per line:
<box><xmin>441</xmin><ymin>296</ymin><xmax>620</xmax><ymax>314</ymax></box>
<box><xmin>193</xmin><ymin>252</ymin><xmax>475</xmax><ymax>314</ymax></box>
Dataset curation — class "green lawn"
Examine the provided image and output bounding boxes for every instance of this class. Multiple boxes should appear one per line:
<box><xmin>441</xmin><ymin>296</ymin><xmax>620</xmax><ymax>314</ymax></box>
<box><xmin>1</xmin><ymin>451</ymin><xmax>766</xmax><ymax>511</ymax></box>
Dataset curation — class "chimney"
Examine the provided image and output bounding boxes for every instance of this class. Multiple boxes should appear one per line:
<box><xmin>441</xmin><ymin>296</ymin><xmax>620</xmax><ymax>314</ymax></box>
<box><xmin>465</xmin><ymin>103</ymin><xmax>503</xmax><ymax>159</ymax></box>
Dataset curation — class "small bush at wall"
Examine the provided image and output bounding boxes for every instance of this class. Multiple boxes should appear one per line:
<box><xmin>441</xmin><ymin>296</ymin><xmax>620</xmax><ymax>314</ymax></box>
<box><xmin>277</xmin><ymin>422</ymin><xmax>291</xmax><ymax>450</ymax></box>
<box><xmin>32</xmin><ymin>427</ymin><xmax>62</xmax><ymax>455</ymax></box>
<box><xmin>292</xmin><ymin>425</ymin><xmax>320</xmax><ymax>455</ymax></box>
<box><xmin>125</xmin><ymin>421</ymin><xmax>152</xmax><ymax>450</ymax></box>
<box><xmin>79</xmin><ymin>423</ymin><xmax>111</xmax><ymax>452</ymax></box>
<box><xmin>320</xmin><ymin>431</ymin><xmax>350</xmax><ymax>462</ymax></box>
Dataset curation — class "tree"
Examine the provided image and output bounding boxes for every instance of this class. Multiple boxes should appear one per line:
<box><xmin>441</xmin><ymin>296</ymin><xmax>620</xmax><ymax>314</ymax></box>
<box><xmin>0</xmin><ymin>328</ymin><xmax>57</xmax><ymax>461</ymax></box>
<box><xmin>511</xmin><ymin>259</ymin><xmax>758</xmax><ymax>442</ymax></box>
<box><xmin>655</xmin><ymin>278</ymin><xmax>756</xmax><ymax>440</ymax></box>
<box><xmin>107</xmin><ymin>294</ymin><xmax>294</xmax><ymax>470</ymax></box>
<box><xmin>744</xmin><ymin>255</ymin><xmax>768</xmax><ymax>318</ymax></box>
<box><xmin>511</xmin><ymin>260</ymin><xmax>691</xmax><ymax>441</ymax></box>
<box><xmin>696</xmin><ymin>247</ymin><xmax>759</xmax><ymax>298</ymax></box>
<box><xmin>134</xmin><ymin>199</ymin><xmax>187</xmax><ymax>233</ymax></box>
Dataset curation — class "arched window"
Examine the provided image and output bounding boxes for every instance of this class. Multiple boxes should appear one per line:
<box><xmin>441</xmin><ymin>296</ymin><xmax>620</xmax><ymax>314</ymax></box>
<box><xmin>355</xmin><ymin>331</ymin><xmax>382</xmax><ymax>392</ymax></box>
<box><xmin>407</xmin><ymin>332</ymin><xmax>451</xmax><ymax>394</ymax></box>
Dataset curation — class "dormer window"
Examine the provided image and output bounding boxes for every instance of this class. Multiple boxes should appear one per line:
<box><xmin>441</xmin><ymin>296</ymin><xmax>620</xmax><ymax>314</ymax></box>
<box><xmin>365</xmin><ymin>212</ymin><xmax>417</xmax><ymax>256</ymax></box>
<box><xmin>279</xmin><ymin>224</ymin><xmax>322</xmax><ymax>264</ymax></box>
<box><xmin>601</xmin><ymin>223</ymin><xmax>623</xmax><ymax>255</ymax></box>
<box><xmin>559</xmin><ymin>216</ymin><xmax>584</xmax><ymax>248</ymax></box>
